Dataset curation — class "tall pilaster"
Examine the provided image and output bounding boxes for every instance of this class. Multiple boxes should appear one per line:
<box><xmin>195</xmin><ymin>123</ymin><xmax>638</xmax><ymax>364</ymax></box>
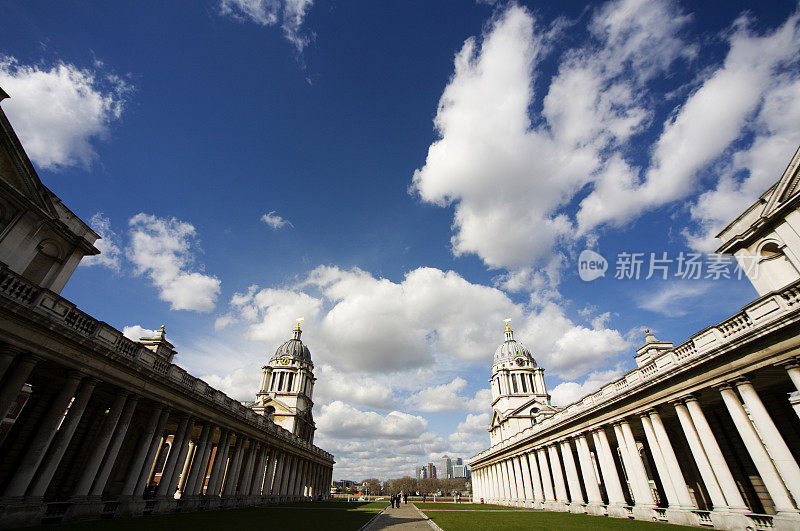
<box><xmin>560</xmin><ymin>439</ymin><xmax>584</xmax><ymax>504</ymax></box>
<box><xmin>547</xmin><ymin>445</ymin><xmax>569</xmax><ymax>502</ymax></box>
<box><xmin>185</xmin><ymin>423</ymin><xmax>212</xmax><ymax>496</ymax></box>
<box><xmin>527</xmin><ymin>450</ymin><xmax>544</xmax><ymax>502</ymax></box>
<box><xmin>127</xmin><ymin>406</ymin><xmax>169</xmax><ymax>497</ymax></box>
<box><xmin>157</xmin><ymin>415</ymin><xmax>191</xmax><ymax>497</ymax></box>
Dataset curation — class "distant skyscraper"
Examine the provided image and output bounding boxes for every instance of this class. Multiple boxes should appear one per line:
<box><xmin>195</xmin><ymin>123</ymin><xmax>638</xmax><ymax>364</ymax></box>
<box><xmin>455</xmin><ymin>457</ymin><xmax>463</xmax><ymax>465</ymax></box>
<box><xmin>453</xmin><ymin>464</ymin><xmax>470</xmax><ymax>479</ymax></box>
<box><xmin>426</xmin><ymin>462</ymin><xmax>436</xmax><ymax>479</ymax></box>
<box><xmin>415</xmin><ymin>466</ymin><xmax>426</xmax><ymax>479</ymax></box>
<box><xmin>441</xmin><ymin>455</ymin><xmax>453</xmax><ymax>479</ymax></box>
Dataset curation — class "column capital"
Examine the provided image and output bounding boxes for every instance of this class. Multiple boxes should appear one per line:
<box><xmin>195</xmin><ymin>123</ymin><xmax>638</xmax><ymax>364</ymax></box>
<box><xmin>66</xmin><ymin>369</ymin><xmax>85</xmax><ymax>380</ymax></box>
<box><xmin>775</xmin><ymin>358</ymin><xmax>800</xmax><ymax>370</ymax></box>
<box><xmin>712</xmin><ymin>381</ymin><xmax>735</xmax><ymax>392</ymax></box>
<box><xmin>679</xmin><ymin>393</ymin><xmax>699</xmax><ymax>403</ymax></box>
<box><xmin>730</xmin><ymin>376</ymin><xmax>752</xmax><ymax>388</ymax></box>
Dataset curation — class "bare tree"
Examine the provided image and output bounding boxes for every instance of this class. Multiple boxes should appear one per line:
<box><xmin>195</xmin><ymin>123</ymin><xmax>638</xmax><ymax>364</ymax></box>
<box><xmin>393</xmin><ymin>476</ymin><xmax>416</xmax><ymax>494</ymax></box>
<box><xmin>361</xmin><ymin>478</ymin><xmax>382</xmax><ymax>496</ymax></box>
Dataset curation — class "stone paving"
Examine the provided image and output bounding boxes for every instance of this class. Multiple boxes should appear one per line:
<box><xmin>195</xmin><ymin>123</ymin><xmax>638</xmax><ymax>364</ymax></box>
<box><xmin>363</xmin><ymin>502</ymin><xmax>434</xmax><ymax>530</ymax></box>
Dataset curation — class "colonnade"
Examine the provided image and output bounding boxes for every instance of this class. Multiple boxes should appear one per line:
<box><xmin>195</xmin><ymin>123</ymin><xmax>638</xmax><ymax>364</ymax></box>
<box><xmin>0</xmin><ymin>346</ymin><xmax>333</xmax><ymax>525</ymax></box>
<box><xmin>472</xmin><ymin>364</ymin><xmax>800</xmax><ymax>530</ymax></box>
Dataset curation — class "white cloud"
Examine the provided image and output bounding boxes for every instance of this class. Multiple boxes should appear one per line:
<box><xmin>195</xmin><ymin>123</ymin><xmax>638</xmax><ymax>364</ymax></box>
<box><xmin>405</xmin><ymin>377</ymin><xmax>470</xmax><ymax>412</ymax></box>
<box><xmin>127</xmin><ymin>213</ymin><xmax>221</xmax><ymax>312</ymax></box>
<box><xmin>260</xmin><ymin>210</ymin><xmax>293</xmax><ymax>229</ymax></box>
<box><xmin>80</xmin><ymin>213</ymin><xmax>122</xmax><ymax>272</ymax></box>
<box><xmin>549</xmin><ymin>367</ymin><xmax>624</xmax><ymax>407</ymax></box>
<box><xmin>0</xmin><ymin>56</ymin><xmax>130</xmax><ymax>170</ymax></box>
<box><xmin>317</xmin><ymin>401</ymin><xmax>428</xmax><ymax>440</ymax></box>
<box><xmin>637</xmin><ymin>281</ymin><xmax>714</xmax><ymax>316</ymax></box>
<box><xmin>219</xmin><ymin>0</ymin><xmax>314</xmax><ymax>51</ymax></box>
<box><xmin>314</xmin><ymin>365</ymin><xmax>396</xmax><ymax>410</ymax></box>
<box><xmin>122</xmin><ymin>325</ymin><xmax>158</xmax><ymax>342</ymax></box>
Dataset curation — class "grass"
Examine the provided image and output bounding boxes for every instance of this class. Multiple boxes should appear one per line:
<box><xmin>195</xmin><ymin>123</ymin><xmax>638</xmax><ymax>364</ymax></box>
<box><xmin>415</xmin><ymin>502</ymin><xmax>532</xmax><ymax>510</ymax></box>
<box><xmin>30</xmin><ymin>502</ymin><xmax>382</xmax><ymax>531</ymax></box>
<box><xmin>420</xmin><ymin>507</ymin><xmax>694</xmax><ymax>530</ymax></box>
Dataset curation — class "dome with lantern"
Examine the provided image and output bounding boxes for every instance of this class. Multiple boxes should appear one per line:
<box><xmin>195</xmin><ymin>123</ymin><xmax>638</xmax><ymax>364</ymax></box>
<box><xmin>493</xmin><ymin>321</ymin><xmax>536</xmax><ymax>366</ymax></box>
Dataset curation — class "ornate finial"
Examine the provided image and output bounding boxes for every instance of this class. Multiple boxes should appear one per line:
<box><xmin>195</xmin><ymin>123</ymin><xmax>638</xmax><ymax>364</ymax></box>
<box><xmin>292</xmin><ymin>318</ymin><xmax>303</xmax><ymax>340</ymax></box>
<box><xmin>644</xmin><ymin>328</ymin><xmax>650</xmax><ymax>334</ymax></box>
<box><xmin>503</xmin><ymin>318</ymin><xmax>514</xmax><ymax>341</ymax></box>
<box><xmin>159</xmin><ymin>324</ymin><xmax>166</xmax><ymax>337</ymax></box>
<box><xmin>504</xmin><ymin>318</ymin><xmax>512</xmax><ymax>331</ymax></box>
<box><xmin>295</xmin><ymin>317</ymin><xmax>304</xmax><ymax>330</ymax></box>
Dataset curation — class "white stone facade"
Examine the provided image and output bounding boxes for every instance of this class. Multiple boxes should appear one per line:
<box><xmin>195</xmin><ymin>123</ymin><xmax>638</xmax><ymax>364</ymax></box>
<box><xmin>470</xmin><ymin>144</ymin><xmax>800</xmax><ymax>531</ymax></box>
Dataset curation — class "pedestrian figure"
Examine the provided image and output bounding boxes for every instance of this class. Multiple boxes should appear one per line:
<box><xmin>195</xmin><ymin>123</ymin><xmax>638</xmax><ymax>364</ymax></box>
<box><xmin>390</xmin><ymin>494</ymin><xmax>394</xmax><ymax>508</ymax></box>
<box><xmin>423</xmin><ymin>493</ymin><xmax>427</xmax><ymax>503</ymax></box>
<box><xmin>403</xmin><ymin>492</ymin><xmax>407</xmax><ymax>504</ymax></box>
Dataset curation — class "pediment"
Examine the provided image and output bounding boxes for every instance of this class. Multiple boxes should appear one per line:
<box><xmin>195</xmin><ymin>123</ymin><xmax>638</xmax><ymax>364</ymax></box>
<box><xmin>762</xmin><ymin>144</ymin><xmax>800</xmax><ymax>220</ymax></box>
<box><xmin>508</xmin><ymin>396</ymin><xmax>555</xmax><ymax>417</ymax></box>
<box><xmin>490</xmin><ymin>409</ymin><xmax>504</xmax><ymax>428</ymax></box>
<box><xmin>0</xmin><ymin>110</ymin><xmax>57</xmax><ymax>217</ymax></box>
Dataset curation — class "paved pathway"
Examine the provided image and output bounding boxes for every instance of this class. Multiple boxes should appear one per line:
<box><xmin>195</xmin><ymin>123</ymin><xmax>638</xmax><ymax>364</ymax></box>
<box><xmin>363</xmin><ymin>502</ymin><xmax>434</xmax><ymax>530</ymax></box>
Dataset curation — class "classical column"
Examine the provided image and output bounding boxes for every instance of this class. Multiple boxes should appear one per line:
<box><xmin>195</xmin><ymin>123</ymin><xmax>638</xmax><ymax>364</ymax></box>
<box><xmin>170</xmin><ymin>420</ymin><xmax>196</xmax><ymax>497</ymax></box>
<box><xmin>178</xmin><ymin>442</ymin><xmax>195</xmax><ymax>492</ymax></box>
<box><xmin>683</xmin><ymin>396</ymin><xmax>747</xmax><ymax>510</ymax></box>
<box><xmin>640</xmin><ymin>413</ymin><xmax>679</xmax><ymax>506</ymax></box>
<box><xmin>560</xmin><ymin>439</ymin><xmax>584</xmax><ymax>504</ymax></box>
<box><xmin>0</xmin><ymin>354</ymin><xmax>39</xmax><ymax>419</ymax></box>
<box><xmin>156</xmin><ymin>416</ymin><xmax>191</xmax><ymax>497</ymax></box>
<box><xmin>647</xmin><ymin>410</ymin><xmax>694</xmax><ymax>508</ymax></box>
<box><xmin>264</xmin><ymin>449</ymin><xmax>278</xmax><ymax>496</ymax></box>
<box><xmin>518</xmin><ymin>454</ymin><xmax>534</xmax><ymax>501</ymax></box>
<box><xmin>272</xmin><ymin>452</ymin><xmax>287</xmax><ymax>496</ymax></box>
<box><xmin>240</xmin><ymin>442</ymin><xmax>258</xmax><ymax>496</ymax></box>
<box><xmin>779</xmin><ymin>360</ymin><xmax>800</xmax><ymax>419</ymax></box>
<box><xmin>537</xmin><ymin>448</ymin><xmax>555</xmax><ymax>501</ymax></box>
<box><xmin>251</xmin><ymin>445</ymin><xmax>268</xmax><ymax>496</ymax></box>
<box><xmin>505</xmin><ymin>459</ymin><xmax>519</xmax><ymax>499</ymax></box>
<box><xmin>185</xmin><ymin>423</ymin><xmax>212</xmax><ymax>496</ymax></box>
<box><xmin>224</xmin><ymin>436</ymin><xmax>246</xmax><ymax>496</ymax></box>
<box><xmin>0</xmin><ymin>344</ymin><xmax>19</xmax><ymax>382</ymax></box>
<box><xmin>3</xmin><ymin>371</ymin><xmax>83</xmax><ymax>497</ymax></box>
<box><xmin>619</xmin><ymin>420</ymin><xmax>655</xmax><ymax>506</ymax></box>
<box><xmin>28</xmin><ymin>378</ymin><xmax>97</xmax><ymax>497</ymax></box>
<box><xmin>207</xmin><ymin>430</ymin><xmax>232</xmax><ymax>497</ymax></box>
<box><xmin>73</xmin><ymin>391</ymin><xmax>130</xmax><ymax>497</ymax></box>
<box><xmin>511</xmin><ymin>456</ymin><xmax>524</xmax><ymax>501</ymax></box>
<box><xmin>547</xmin><ymin>445</ymin><xmax>569</xmax><ymax>502</ymax></box>
<box><xmin>576</xmin><ymin>435</ymin><xmax>602</xmax><ymax>504</ymax></box>
<box><xmin>503</xmin><ymin>459</ymin><xmax>515</xmax><ymax>499</ymax></box>
<box><xmin>593</xmin><ymin>428</ymin><xmax>626</xmax><ymax>505</ymax></box>
<box><xmin>527</xmin><ymin>450</ymin><xmax>544</xmax><ymax>502</ymax></box>
<box><xmin>126</xmin><ymin>406</ymin><xmax>170</xmax><ymax>497</ymax></box>
<box><xmin>673</xmin><ymin>400</ymin><xmax>728</xmax><ymax>510</ymax></box>
<box><xmin>718</xmin><ymin>383</ymin><xmax>796</xmax><ymax>513</ymax></box>
<box><xmin>90</xmin><ymin>394</ymin><xmax>140</xmax><ymax>496</ymax></box>
<box><xmin>487</xmin><ymin>464</ymin><xmax>497</xmax><ymax>499</ymax></box>
<box><xmin>735</xmin><ymin>378</ymin><xmax>800</xmax><ymax>505</ymax></box>
<box><xmin>280</xmin><ymin>455</ymin><xmax>294</xmax><ymax>497</ymax></box>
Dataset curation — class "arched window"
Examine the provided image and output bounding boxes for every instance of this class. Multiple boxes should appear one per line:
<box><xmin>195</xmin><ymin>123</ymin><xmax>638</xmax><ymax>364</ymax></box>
<box><xmin>265</xmin><ymin>405</ymin><xmax>275</xmax><ymax>421</ymax></box>
<box><xmin>22</xmin><ymin>239</ymin><xmax>61</xmax><ymax>285</ymax></box>
<box><xmin>757</xmin><ymin>240</ymin><xmax>800</xmax><ymax>291</ymax></box>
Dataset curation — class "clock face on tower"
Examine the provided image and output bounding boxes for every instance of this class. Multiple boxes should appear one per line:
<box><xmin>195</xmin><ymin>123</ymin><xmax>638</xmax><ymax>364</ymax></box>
<box><xmin>514</xmin><ymin>357</ymin><xmax>525</xmax><ymax>367</ymax></box>
<box><xmin>279</xmin><ymin>356</ymin><xmax>291</xmax><ymax>365</ymax></box>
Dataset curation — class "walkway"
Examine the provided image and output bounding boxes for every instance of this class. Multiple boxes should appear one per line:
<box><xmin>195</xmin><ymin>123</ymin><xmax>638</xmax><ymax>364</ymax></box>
<box><xmin>363</xmin><ymin>502</ymin><xmax>435</xmax><ymax>530</ymax></box>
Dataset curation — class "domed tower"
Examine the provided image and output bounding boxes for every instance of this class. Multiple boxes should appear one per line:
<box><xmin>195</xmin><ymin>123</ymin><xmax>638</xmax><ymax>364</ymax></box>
<box><xmin>252</xmin><ymin>320</ymin><xmax>316</xmax><ymax>443</ymax></box>
<box><xmin>489</xmin><ymin>320</ymin><xmax>555</xmax><ymax>445</ymax></box>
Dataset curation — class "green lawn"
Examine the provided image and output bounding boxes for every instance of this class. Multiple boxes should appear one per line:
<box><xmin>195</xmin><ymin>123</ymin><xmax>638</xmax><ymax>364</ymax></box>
<box><xmin>415</xmin><ymin>502</ymin><xmax>532</xmax><ymax>510</ymax></box>
<box><xmin>421</xmin><ymin>509</ymin><xmax>694</xmax><ymax>531</ymax></box>
<box><xmin>30</xmin><ymin>503</ymin><xmax>382</xmax><ymax>531</ymax></box>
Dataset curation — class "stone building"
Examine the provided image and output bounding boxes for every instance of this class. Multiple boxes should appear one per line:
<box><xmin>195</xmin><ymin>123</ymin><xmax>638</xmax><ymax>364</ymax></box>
<box><xmin>470</xmin><ymin>144</ymin><xmax>800</xmax><ymax>530</ymax></box>
<box><xmin>0</xmin><ymin>89</ymin><xmax>334</xmax><ymax>527</ymax></box>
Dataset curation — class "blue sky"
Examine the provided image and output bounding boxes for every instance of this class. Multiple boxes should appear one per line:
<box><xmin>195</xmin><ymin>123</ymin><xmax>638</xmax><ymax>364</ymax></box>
<box><xmin>1</xmin><ymin>0</ymin><xmax>799</xmax><ymax>480</ymax></box>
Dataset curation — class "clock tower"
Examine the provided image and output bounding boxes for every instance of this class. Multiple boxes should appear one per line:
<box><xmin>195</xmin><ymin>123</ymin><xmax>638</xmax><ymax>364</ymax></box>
<box><xmin>251</xmin><ymin>321</ymin><xmax>317</xmax><ymax>443</ymax></box>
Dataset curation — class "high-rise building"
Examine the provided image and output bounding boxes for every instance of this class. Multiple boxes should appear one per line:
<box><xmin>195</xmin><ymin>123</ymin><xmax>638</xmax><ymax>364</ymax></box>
<box><xmin>415</xmin><ymin>466</ymin><xmax>427</xmax><ymax>479</ymax></box>
<box><xmin>455</xmin><ymin>457</ymin><xmax>463</xmax><ymax>465</ymax></box>
<box><xmin>440</xmin><ymin>455</ymin><xmax>453</xmax><ymax>479</ymax></box>
<box><xmin>425</xmin><ymin>462</ymin><xmax>436</xmax><ymax>479</ymax></box>
<box><xmin>453</xmin><ymin>464</ymin><xmax>470</xmax><ymax>479</ymax></box>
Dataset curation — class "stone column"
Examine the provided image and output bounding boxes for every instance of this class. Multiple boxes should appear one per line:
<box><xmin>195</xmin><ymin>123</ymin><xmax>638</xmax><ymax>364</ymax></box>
<box><xmin>527</xmin><ymin>451</ymin><xmax>544</xmax><ymax>502</ymax></box>
<box><xmin>127</xmin><ymin>406</ymin><xmax>170</xmax><ymax>497</ymax></box>
<box><xmin>518</xmin><ymin>454</ymin><xmax>534</xmax><ymax>501</ymax></box>
<box><xmin>251</xmin><ymin>445</ymin><xmax>268</xmax><ymax>497</ymax></box>
<box><xmin>264</xmin><ymin>449</ymin><xmax>278</xmax><ymax>496</ymax></box>
<box><xmin>511</xmin><ymin>456</ymin><xmax>524</xmax><ymax>502</ymax></box>
<box><xmin>0</xmin><ymin>344</ymin><xmax>19</xmax><ymax>382</ymax></box>
<box><xmin>683</xmin><ymin>396</ymin><xmax>747</xmax><ymax>510</ymax></box>
<box><xmin>195</xmin><ymin>428</ymin><xmax>216</xmax><ymax>496</ymax></box>
<box><xmin>282</xmin><ymin>456</ymin><xmax>296</xmax><ymax>498</ymax></box>
<box><xmin>639</xmin><ymin>413</ymin><xmax>679</xmax><ymax>506</ymax></box>
<box><xmin>505</xmin><ymin>459</ymin><xmax>519</xmax><ymax>499</ymax></box>
<box><xmin>547</xmin><ymin>445</ymin><xmax>569</xmax><ymax>503</ymax></box>
<box><xmin>718</xmin><ymin>383</ymin><xmax>796</xmax><ymax>513</ymax></box>
<box><xmin>271</xmin><ymin>452</ymin><xmax>286</xmax><ymax>496</ymax></box>
<box><xmin>537</xmin><ymin>449</ymin><xmax>555</xmax><ymax>502</ymax></box>
<box><xmin>90</xmin><ymin>394</ymin><xmax>139</xmax><ymax>496</ymax></box>
<box><xmin>593</xmin><ymin>428</ymin><xmax>626</xmax><ymax>505</ymax></box>
<box><xmin>156</xmin><ymin>415</ymin><xmax>191</xmax><ymax>497</ymax></box>
<box><xmin>618</xmin><ymin>420</ymin><xmax>655</xmax><ymax>506</ymax></box>
<box><xmin>560</xmin><ymin>439</ymin><xmax>584</xmax><ymax>504</ymax></box>
<box><xmin>177</xmin><ymin>442</ymin><xmax>195</xmax><ymax>492</ymax></box>
<box><xmin>647</xmin><ymin>410</ymin><xmax>694</xmax><ymax>509</ymax></box>
<box><xmin>487</xmin><ymin>464</ymin><xmax>497</xmax><ymax>499</ymax></box>
<box><xmin>206</xmin><ymin>430</ymin><xmax>230</xmax><ymax>497</ymax></box>
<box><xmin>73</xmin><ymin>391</ymin><xmax>130</xmax><ymax>497</ymax></box>
<box><xmin>239</xmin><ymin>441</ymin><xmax>258</xmax><ymax>497</ymax></box>
<box><xmin>3</xmin><ymin>371</ymin><xmax>83</xmax><ymax>497</ymax></box>
<box><xmin>576</xmin><ymin>435</ymin><xmax>602</xmax><ymax>504</ymax></box>
<box><xmin>673</xmin><ymin>400</ymin><xmax>728</xmax><ymax>510</ymax></box>
<box><xmin>0</xmin><ymin>354</ymin><xmax>39</xmax><ymax>419</ymax></box>
<box><xmin>28</xmin><ymin>378</ymin><xmax>97</xmax><ymax>497</ymax></box>
<box><xmin>185</xmin><ymin>424</ymin><xmax>212</xmax><ymax>496</ymax></box>
<box><xmin>502</xmin><ymin>459</ymin><xmax>515</xmax><ymax>500</ymax></box>
<box><xmin>224</xmin><ymin>436</ymin><xmax>246</xmax><ymax>496</ymax></box>
<box><xmin>779</xmin><ymin>360</ymin><xmax>800</xmax><ymax>419</ymax></box>
<box><xmin>735</xmin><ymin>378</ymin><xmax>800</xmax><ymax>505</ymax></box>
<box><xmin>170</xmin><ymin>420</ymin><xmax>196</xmax><ymax>497</ymax></box>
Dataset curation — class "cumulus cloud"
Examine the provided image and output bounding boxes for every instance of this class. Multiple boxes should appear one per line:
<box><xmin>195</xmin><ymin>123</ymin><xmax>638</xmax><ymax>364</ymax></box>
<box><xmin>127</xmin><ymin>213</ymin><xmax>221</xmax><ymax>312</ymax></box>
<box><xmin>314</xmin><ymin>365</ymin><xmax>396</xmax><ymax>410</ymax></box>
<box><xmin>413</xmin><ymin>0</ymin><xmax>800</xmax><ymax>271</ymax></box>
<box><xmin>549</xmin><ymin>367</ymin><xmax>625</xmax><ymax>407</ymax></box>
<box><xmin>637</xmin><ymin>281</ymin><xmax>714</xmax><ymax>316</ymax></box>
<box><xmin>0</xmin><ymin>56</ymin><xmax>130</xmax><ymax>170</ymax></box>
<box><xmin>219</xmin><ymin>0</ymin><xmax>314</xmax><ymax>51</ymax></box>
<box><xmin>317</xmin><ymin>401</ymin><xmax>428</xmax><ymax>440</ymax></box>
<box><xmin>81</xmin><ymin>213</ymin><xmax>122</xmax><ymax>272</ymax></box>
<box><xmin>122</xmin><ymin>325</ymin><xmax>158</xmax><ymax>342</ymax></box>
<box><xmin>260</xmin><ymin>210</ymin><xmax>293</xmax><ymax>229</ymax></box>
<box><xmin>405</xmin><ymin>377</ymin><xmax>470</xmax><ymax>412</ymax></box>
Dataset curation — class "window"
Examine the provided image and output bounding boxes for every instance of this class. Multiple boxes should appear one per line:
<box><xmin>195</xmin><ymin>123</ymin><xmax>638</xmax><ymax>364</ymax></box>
<box><xmin>511</xmin><ymin>374</ymin><xmax>518</xmax><ymax>393</ymax></box>
<box><xmin>277</xmin><ymin>372</ymin><xmax>285</xmax><ymax>392</ymax></box>
<box><xmin>529</xmin><ymin>374</ymin><xmax>535</xmax><ymax>392</ymax></box>
<box><xmin>520</xmin><ymin>374</ymin><xmax>528</xmax><ymax>393</ymax></box>
<box><xmin>269</xmin><ymin>372</ymin><xmax>277</xmax><ymax>391</ymax></box>
<box><xmin>23</xmin><ymin>240</ymin><xmax>61</xmax><ymax>285</ymax></box>
<box><xmin>286</xmin><ymin>373</ymin><xmax>294</xmax><ymax>392</ymax></box>
<box><xmin>495</xmin><ymin>379</ymin><xmax>501</xmax><ymax>396</ymax></box>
